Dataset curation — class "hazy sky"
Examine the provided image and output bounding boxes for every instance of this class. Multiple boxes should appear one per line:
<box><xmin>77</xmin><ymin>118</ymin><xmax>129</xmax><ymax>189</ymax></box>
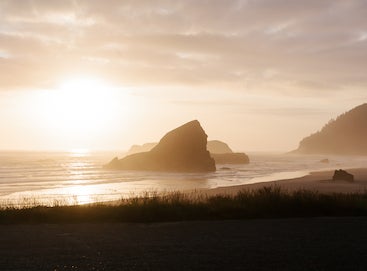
<box><xmin>0</xmin><ymin>0</ymin><xmax>366</xmax><ymax>152</ymax></box>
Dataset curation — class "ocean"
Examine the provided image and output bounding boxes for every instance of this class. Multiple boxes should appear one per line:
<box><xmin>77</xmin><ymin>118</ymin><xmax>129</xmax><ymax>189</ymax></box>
<box><xmin>0</xmin><ymin>151</ymin><xmax>366</xmax><ymax>206</ymax></box>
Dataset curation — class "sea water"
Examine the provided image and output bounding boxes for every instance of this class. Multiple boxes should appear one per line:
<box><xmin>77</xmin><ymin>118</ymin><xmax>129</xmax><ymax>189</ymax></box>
<box><xmin>0</xmin><ymin>151</ymin><xmax>366</xmax><ymax>206</ymax></box>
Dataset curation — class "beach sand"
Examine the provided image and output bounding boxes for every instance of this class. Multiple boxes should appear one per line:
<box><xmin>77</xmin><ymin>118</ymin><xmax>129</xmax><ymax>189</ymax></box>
<box><xmin>202</xmin><ymin>168</ymin><xmax>367</xmax><ymax>197</ymax></box>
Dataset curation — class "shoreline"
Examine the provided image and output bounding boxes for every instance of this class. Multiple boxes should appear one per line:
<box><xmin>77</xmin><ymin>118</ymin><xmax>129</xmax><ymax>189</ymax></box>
<box><xmin>201</xmin><ymin>167</ymin><xmax>367</xmax><ymax>196</ymax></box>
<box><xmin>2</xmin><ymin>167</ymin><xmax>367</xmax><ymax>208</ymax></box>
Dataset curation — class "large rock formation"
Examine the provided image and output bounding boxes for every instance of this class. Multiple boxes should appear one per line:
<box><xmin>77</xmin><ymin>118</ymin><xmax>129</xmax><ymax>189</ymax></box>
<box><xmin>123</xmin><ymin>140</ymin><xmax>250</xmax><ymax>164</ymax></box>
<box><xmin>106</xmin><ymin>120</ymin><xmax>216</xmax><ymax>172</ymax></box>
<box><xmin>294</xmin><ymin>103</ymin><xmax>367</xmax><ymax>155</ymax></box>
<box><xmin>126</xmin><ymin>140</ymin><xmax>233</xmax><ymax>155</ymax></box>
<box><xmin>123</xmin><ymin>139</ymin><xmax>249</xmax><ymax>164</ymax></box>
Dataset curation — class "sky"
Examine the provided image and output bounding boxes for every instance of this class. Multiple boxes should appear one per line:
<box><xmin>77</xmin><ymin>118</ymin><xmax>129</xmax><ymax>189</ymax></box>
<box><xmin>0</xmin><ymin>0</ymin><xmax>366</xmax><ymax>152</ymax></box>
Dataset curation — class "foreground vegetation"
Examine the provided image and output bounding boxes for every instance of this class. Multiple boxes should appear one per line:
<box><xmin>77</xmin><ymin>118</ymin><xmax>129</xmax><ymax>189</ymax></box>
<box><xmin>1</xmin><ymin>186</ymin><xmax>367</xmax><ymax>224</ymax></box>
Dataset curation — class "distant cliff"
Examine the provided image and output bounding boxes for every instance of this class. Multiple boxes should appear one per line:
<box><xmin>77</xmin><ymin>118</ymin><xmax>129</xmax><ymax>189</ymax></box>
<box><xmin>294</xmin><ymin>103</ymin><xmax>367</xmax><ymax>155</ymax></box>
<box><xmin>106</xmin><ymin>120</ymin><xmax>216</xmax><ymax>172</ymax></box>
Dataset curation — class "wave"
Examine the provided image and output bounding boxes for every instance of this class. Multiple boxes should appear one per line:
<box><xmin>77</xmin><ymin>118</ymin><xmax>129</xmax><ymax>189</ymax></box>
<box><xmin>0</xmin><ymin>151</ymin><xmax>366</xmax><ymax>206</ymax></box>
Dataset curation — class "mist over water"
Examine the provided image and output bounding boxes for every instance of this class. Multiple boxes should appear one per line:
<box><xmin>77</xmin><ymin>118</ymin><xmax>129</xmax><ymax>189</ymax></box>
<box><xmin>1</xmin><ymin>151</ymin><xmax>366</xmax><ymax>206</ymax></box>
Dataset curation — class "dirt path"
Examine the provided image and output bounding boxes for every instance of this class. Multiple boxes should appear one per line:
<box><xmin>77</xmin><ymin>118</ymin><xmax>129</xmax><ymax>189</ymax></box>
<box><xmin>1</xmin><ymin>218</ymin><xmax>367</xmax><ymax>270</ymax></box>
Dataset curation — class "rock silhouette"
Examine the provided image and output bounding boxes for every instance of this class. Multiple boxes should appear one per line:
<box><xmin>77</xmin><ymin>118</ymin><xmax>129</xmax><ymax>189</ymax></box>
<box><xmin>126</xmin><ymin>140</ymin><xmax>233</xmax><ymax>155</ymax></box>
<box><xmin>207</xmin><ymin>140</ymin><xmax>249</xmax><ymax>164</ymax></box>
<box><xmin>124</xmin><ymin>139</ymin><xmax>249</xmax><ymax>165</ymax></box>
<box><xmin>294</xmin><ymin>103</ymin><xmax>367</xmax><ymax>155</ymax></box>
<box><xmin>126</xmin><ymin>143</ymin><xmax>157</xmax><ymax>156</ymax></box>
<box><xmin>332</xmin><ymin>169</ymin><xmax>354</xmax><ymax>182</ymax></box>
<box><xmin>106</xmin><ymin>120</ymin><xmax>216</xmax><ymax>172</ymax></box>
<box><xmin>207</xmin><ymin>140</ymin><xmax>233</xmax><ymax>154</ymax></box>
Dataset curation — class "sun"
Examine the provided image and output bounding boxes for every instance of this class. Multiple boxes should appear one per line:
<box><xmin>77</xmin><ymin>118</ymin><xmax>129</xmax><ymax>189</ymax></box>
<box><xmin>54</xmin><ymin>77</ymin><xmax>119</xmax><ymax>132</ymax></box>
<box><xmin>56</xmin><ymin>77</ymin><xmax>114</xmax><ymax>124</ymax></box>
<box><xmin>36</xmin><ymin>76</ymin><xmax>130</xmax><ymax>150</ymax></box>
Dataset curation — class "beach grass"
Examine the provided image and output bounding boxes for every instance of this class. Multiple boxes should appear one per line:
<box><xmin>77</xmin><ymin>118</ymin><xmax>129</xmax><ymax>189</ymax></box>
<box><xmin>1</xmin><ymin>186</ymin><xmax>367</xmax><ymax>224</ymax></box>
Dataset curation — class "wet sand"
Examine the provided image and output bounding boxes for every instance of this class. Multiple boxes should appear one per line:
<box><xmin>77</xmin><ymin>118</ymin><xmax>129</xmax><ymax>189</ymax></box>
<box><xmin>1</xmin><ymin>218</ymin><xmax>367</xmax><ymax>270</ymax></box>
<box><xmin>203</xmin><ymin>168</ymin><xmax>367</xmax><ymax>196</ymax></box>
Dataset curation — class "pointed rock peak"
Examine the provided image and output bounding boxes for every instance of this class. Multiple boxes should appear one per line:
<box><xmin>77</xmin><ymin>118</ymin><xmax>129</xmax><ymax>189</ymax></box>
<box><xmin>106</xmin><ymin>120</ymin><xmax>215</xmax><ymax>172</ymax></box>
<box><xmin>158</xmin><ymin>120</ymin><xmax>204</xmax><ymax>140</ymax></box>
<box><xmin>152</xmin><ymin>120</ymin><xmax>207</xmax><ymax>153</ymax></box>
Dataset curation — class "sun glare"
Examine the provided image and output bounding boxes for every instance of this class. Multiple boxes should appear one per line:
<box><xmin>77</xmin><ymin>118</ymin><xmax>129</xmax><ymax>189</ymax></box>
<box><xmin>70</xmin><ymin>148</ymin><xmax>90</xmax><ymax>157</ymax></box>
<box><xmin>55</xmin><ymin>77</ymin><xmax>117</xmax><ymax>131</ymax></box>
<box><xmin>34</xmin><ymin>76</ymin><xmax>131</xmax><ymax>149</ymax></box>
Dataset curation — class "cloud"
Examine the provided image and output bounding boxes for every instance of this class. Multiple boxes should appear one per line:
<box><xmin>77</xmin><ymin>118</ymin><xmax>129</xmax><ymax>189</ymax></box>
<box><xmin>0</xmin><ymin>0</ymin><xmax>366</xmax><ymax>98</ymax></box>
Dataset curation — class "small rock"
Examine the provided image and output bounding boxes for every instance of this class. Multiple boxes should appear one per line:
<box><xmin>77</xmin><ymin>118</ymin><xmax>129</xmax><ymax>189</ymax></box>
<box><xmin>211</xmin><ymin>153</ymin><xmax>250</xmax><ymax>164</ymax></box>
<box><xmin>332</xmin><ymin>169</ymin><xmax>354</xmax><ymax>182</ymax></box>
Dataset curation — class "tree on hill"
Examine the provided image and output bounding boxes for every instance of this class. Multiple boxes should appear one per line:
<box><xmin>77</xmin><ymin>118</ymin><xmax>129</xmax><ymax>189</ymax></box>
<box><xmin>295</xmin><ymin>103</ymin><xmax>367</xmax><ymax>155</ymax></box>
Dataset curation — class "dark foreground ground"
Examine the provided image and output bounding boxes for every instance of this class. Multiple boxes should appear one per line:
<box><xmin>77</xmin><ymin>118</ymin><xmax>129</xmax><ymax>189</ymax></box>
<box><xmin>1</xmin><ymin>218</ymin><xmax>367</xmax><ymax>270</ymax></box>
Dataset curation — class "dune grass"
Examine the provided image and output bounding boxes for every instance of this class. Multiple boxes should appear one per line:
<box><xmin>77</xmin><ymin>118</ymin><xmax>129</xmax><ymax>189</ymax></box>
<box><xmin>1</xmin><ymin>186</ymin><xmax>367</xmax><ymax>224</ymax></box>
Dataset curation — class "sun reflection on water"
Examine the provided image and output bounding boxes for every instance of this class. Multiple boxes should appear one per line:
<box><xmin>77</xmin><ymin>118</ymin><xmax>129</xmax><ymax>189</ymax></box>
<box><xmin>67</xmin><ymin>185</ymin><xmax>94</xmax><ymax>205</ymax></box>
<box><xmin>69</xmin><ymin>148</ymin><xmax>90</xmax><ymax>157</ymax></box>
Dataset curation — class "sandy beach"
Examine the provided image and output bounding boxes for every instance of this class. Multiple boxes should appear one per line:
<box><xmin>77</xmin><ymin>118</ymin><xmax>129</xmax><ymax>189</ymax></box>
<box><xmin>203</xmin><ymin>168</ymin><xmax>367</xmax><ymax>196</ymax></box>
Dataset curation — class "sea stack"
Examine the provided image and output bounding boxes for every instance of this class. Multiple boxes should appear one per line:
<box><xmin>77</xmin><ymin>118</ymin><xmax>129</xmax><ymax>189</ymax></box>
<box><xmin>207</xmin><ymin>140</ymin><xmax>233</xmax><ymax>154</ymax></box>
<box><xmin>207</xmin><ymin>140</ymin><xmax>250</xmax><ymax>164</ymax></box>
<box><xmin>125</xmin><ymin>140</ymin><xmax>235</xmax><ymax>155</ymax></box>
<box><xmin>123</xmin><ymin>139</ymin><xmax>250</xmax><ymax>165</ymax></box>
<box><xmin>106</xmin><ymin>120</ymin><xmax>216</xmax><ymax>172</ymax></box>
